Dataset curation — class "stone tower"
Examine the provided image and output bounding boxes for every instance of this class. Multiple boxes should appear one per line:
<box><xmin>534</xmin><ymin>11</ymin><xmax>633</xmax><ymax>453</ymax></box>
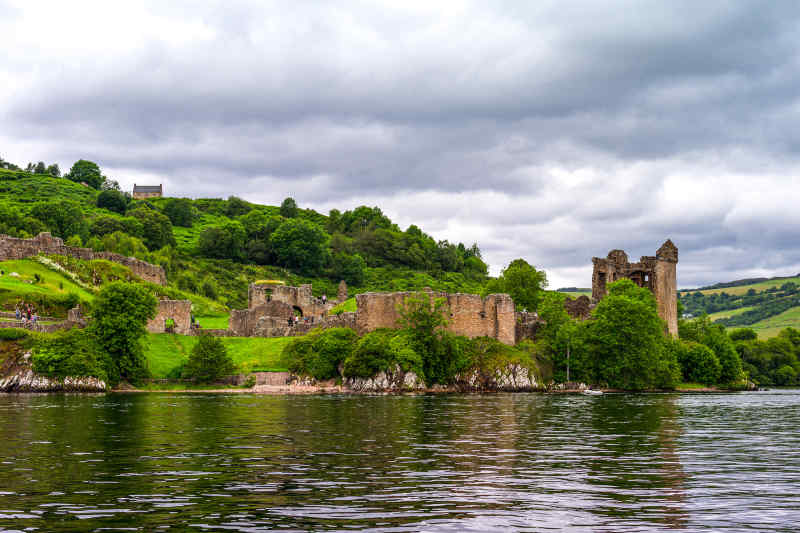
<box><xmin>591</xmin><ymin>240</ymin><xmax>678</xmax><ymax>336</ymax></box>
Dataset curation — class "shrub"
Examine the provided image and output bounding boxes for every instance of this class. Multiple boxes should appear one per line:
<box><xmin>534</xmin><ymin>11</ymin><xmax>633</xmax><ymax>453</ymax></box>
<box><xmin>282</xmin><ymin>327</ymin><xmax>358</xmax><ymax>380</ymax></box>
<box><xmin>162</xmin><ymin>198</ymin><xmax>194</xmax><ymax>227</ymax></box>
<box><xmin>0</xmin><ymin>328</ymin><xmax>29</xmax><ymax>341</ymax></box>
<box><xmin>677</xmin><ymin>341</ymin><xmax>721</xmax><ymax>384</ymax></box>
<box><xmin>342</xmin><ymin>329</ymin><xmax>423</xmax><ymax>379</ymax></box>
<box><xmin>31</xmin><ymin>329</ymin><xmax>108</xmax><ymax>382</ymax></box>
<box><xmin>183</xmin><ymin>334</ymin><xmax>235</xmax><ymax>383</ymax></box>
<box><xmin>96</xmin><ymin>189</ymin><xmax>128</xmax><ymax>214</ymax></box>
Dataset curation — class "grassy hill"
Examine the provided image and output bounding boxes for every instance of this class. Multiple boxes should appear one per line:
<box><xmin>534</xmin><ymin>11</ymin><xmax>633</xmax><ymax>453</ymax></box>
<box><xmin>680</xmin><ymin>274</ymin><xmax>800</xmax><ymax>338</ymax></box>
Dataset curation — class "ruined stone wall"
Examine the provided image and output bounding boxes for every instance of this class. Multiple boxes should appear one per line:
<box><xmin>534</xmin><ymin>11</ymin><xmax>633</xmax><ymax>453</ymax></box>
<box><xmin>0</xmin><ymin>233</ymin><xmax>166</xmax><ymax>285</ymax></box>
<box><xmin>248</xmin><ymin>283</ymin><xmax>332</xmax><ymax>318</ymax></box>
<box><xmin>515</xmin><ymin>311</ymin><xmax>543</xmax><ymax>343</ymax></box>
<box><xmin>591</xmin><ymin>240</ymin><xmax>678</xmax><ymax>336</ymax></box>
<box><xmin>564</xmin><ymin>295</ymin><xmax>593</xmax><ymax>320</ymax></box>
<box><xmin>146</xmin><ymin>300</ymin><xmax>192</xmax><ymax>335</ymax></box>
<box><xmin>355</xmin><ymin>290</ymin><xmax>517</xmax><ymax>345</ymax></box>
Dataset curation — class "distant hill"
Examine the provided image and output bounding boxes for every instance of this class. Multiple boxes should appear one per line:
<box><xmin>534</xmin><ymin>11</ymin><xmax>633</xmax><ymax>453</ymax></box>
<box><xmin>679</xmin><ymin>274</ymin><xmax>800</xmax><ymax>338</ymax></box>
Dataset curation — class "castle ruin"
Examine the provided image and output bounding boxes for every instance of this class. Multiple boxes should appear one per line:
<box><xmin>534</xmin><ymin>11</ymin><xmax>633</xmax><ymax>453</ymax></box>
<box><xmin>591</xmin><ymin>240</ymin><xmax>678</xmax><ymax>336</ymax></box>
<box><xmin>0</xmin><ymin>232</ymin><xmax>167</xmax><ymax>285</ymax></box>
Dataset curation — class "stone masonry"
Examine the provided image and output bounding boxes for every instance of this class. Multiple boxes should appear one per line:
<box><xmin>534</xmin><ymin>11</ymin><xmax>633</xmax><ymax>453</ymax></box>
<box><xmin>146</xmin><ymin>300</ymin><xmax>192</xmax><ymax>335</ymax></box>
<box><xmin>248</xmin><ymin>283</ymin><xmax>333</xmax><ymax>319</ymax></box>
<box><xmin>0</xmin><ymin>232</ymin><xmax>166</xmax><ymax>285</ymax></box>
<box><xmin>355</xmin><ymin>289</ymin><xmax>517</xmax><ymax>345</ymax></box>
<box><xmin>591</xmin><ymin>240</ymin><xmax>678</xmax><ymax>336</ymax></box>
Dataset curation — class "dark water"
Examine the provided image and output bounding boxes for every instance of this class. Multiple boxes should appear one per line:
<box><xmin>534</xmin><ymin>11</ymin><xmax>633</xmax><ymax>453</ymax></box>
<box><xmin>0</xmin><ymin>392</ymin><xmax>799</xmax><ymax>532</ymax></box>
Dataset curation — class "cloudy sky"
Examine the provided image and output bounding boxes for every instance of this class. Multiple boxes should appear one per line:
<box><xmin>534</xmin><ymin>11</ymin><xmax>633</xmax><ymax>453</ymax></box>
<box><xmin>2</xmin><ymin>0</ymin><xmax>799</xmax><ymax>289</ymax></box>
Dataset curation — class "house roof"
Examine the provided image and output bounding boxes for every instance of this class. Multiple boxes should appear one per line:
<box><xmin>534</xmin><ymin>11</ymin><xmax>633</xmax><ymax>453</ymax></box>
<box><xmin>133</xmin><ymin>184</ymin><xmax>163</xmax><ymax>193</ymax></box>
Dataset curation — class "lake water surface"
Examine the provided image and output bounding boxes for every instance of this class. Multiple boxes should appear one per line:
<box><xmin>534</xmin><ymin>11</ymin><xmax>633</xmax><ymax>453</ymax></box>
<box><xmin>0</xmin><ymin>391</ymin><xmax>799</xmax><ymax>532</ymax></box>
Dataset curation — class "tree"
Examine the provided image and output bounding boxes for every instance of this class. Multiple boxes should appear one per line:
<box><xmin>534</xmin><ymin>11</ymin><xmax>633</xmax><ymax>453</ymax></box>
<box><xmin>484</xmin><ymin>259</ymin><xmax>548</xmax><ymax>311</ymax></box>
<box><xmin>34</xmin><ymin>161</ymin><xmax>46</xmax><ymax>174</ymax></box>
<box><xmin>46</xmin><ymin>163</ymin><xmax>60</xmax><ymax>177</ymax></box>
<box><xmin>225</xmin><ymin>196</ymin><xmax>251</xmax><ymax>217</ymax></box>
<box><xmin>96</xmin><ymin>189</ymin><xmax>128</xmax><ymax>214</ymax></box>
<box><xmin>163</xmin><ymin>198</ymin><xmax>194</xmax><ymax>227</ymax></box>
<box><xmin>674</xmin><ymin>341</ymin><xmax>721</xmax><ymax>384</ymax></box>
<box><xmin>65</xmin><ymin>160</ymin><xmax>105</xmax><ymax>190</ymax></box>
<box><xmin>280</xmin><ymin>197</ymin><xmax>299</xmax><ymax>218</ymax></box>
<box><xmin>89</xmin><ymin>281</ymin><xmax>157</xmax><ymax>384</ymax></box>
<box><xmin>270</xmin><ymin>218</ymin><xmax>329</xmax><ymax>275</ymax></box>
<box><xmin>329</xmin><ymin>252</ymin><xmax>366</xmax><ymax>285</ymax></box>
<box><xmin>128</xmin><ymin>207</ymin><xmax>175</xmax><ymax>250</ymax></box>
<box><xmin>680</xmin><ymin>315</ymin><xmax>744</xmax><ymax>384</ymax></box>
<box><xmin>197</xmin><ymin>221</ymin><xmax>247</xmax><ymax>261</ymax></box>
<box><xmin>30</xmin><ymin>200</ymin><xmax>89</xmax><ymax>240</ymax></box>
<box><xmin>183</xmin><ymin>335</ymin><xmax>235</xmax><ymax>383</ymax></box>
<box><xmin>586</xmin><ymin>279</ymin><xmax>676</xmax><ymax>390</ymax></box>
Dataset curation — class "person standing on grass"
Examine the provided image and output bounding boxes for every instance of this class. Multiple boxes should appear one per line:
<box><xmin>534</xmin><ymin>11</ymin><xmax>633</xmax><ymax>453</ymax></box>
<box><xmin>15</xmin><ymin>306</ymin><xmax>20</xmax><ymax>320</ymax></box>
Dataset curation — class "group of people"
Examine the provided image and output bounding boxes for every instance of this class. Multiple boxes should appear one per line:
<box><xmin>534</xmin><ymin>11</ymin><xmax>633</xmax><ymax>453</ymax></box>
<box><xmin>286</xmin><ymin>315</ymin><xmax>315</xmax><ymax>327</ymax></box>
<box><xmin>15</xmin><ymin>303</ymin><xmax>39</xmax><ymax>327</ymax></box>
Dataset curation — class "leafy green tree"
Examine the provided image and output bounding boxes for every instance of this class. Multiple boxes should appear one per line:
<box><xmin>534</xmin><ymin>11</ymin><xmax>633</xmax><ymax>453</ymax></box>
<box><xmin>329</xmin><ymin>252</ymin><xmax>366</xmax><ymax>285</ymax></box>
<box><xmin>270</xmin><ymin>218</ymin><xmax>329</xmax><ymax>275</ymax></box>
<box><xmin>280</xmin><ymin>197</ymin><xmax>299</xmax><ymax>218</ymax></box>
<box><xmin>680</xmin><ymin>315</ymin><xmax>744</xmax><ymax>383</ymax></box>
<box><xmin>65</xmin><ymin>159</ymin><xmax>106</xmax><ymax>190</ymax></box>
<box><xmin>90</xmin><ymin>216</ymin><xmax>143</xmax><ymax>238</ymax></box>
<box><xmin>100</xmin><ymin>231</ymin><xmax>149</xmax><ymax>259</ymax></box>
<box><xmin>672</xmin><ymin>340</ymin><xmax>721</xmax><ymax>384</ymax></box>
<box><xmin>183</xmin><ymin>334</ymin><xmax>235</xmax><ymax>383</ymax></box>
<box><xmin>197</xmin><ymin>221</ymin><xmax>247</xmax><ymax>261</ymax></box>
<box><xmin>96</xmin><ymin>189</ymin><xmax>128</xmax><ymax>214</ymax></box>
<box><xmin>33</xmin><ymin>161</ymin><xmax>46</xmax><ymax>174</ymax></box>
<box><xmin>129</xmin><ymin>207</ymin><xmax>175</xmax><ymax>250</ymax></box>
<box><xmin>65</xmin><ymin>235</ymin><xmax>83</xmax><ymax>247</ymax></box>
<box><xmin>225</xmin><ymin>196</ymin><xmax>251</xmax><ymax>217</ymax></box>
<box><xmin>484</xmin><ymin>259</ymin><xmax>548</xmax><ymax>311</ymax></box>
<box><xmin>774</xmin><ymin>364</ymin><xmax>797</xmax><ymax>386</ymax></box>
<box><xmin>30</xmin><ymin>200</ymin><xmax>89</xmax><ymax>240</ymax></box>
<box><xmin>46</xmin><ymin>163</ymin><xmax>60</xmax><ymax>177</ymax></box>
<box><xmin>163</xmin><ymin>198</ymin><xmax>194</xmax><ymax>227</ymax></box>
<box><xmin>586</xmin><ymin>279</ymin><xmax>674</xmax><ymax>390</ymax></box>
<box><xmin>89</xmin><ymin>281</ymin><xmax>157</xmax><ymax>384</ymax></box>
<box><xmin>729</xmin><ymin>328</ymin><xmax>758</xmax><ymax>341</ymax></box>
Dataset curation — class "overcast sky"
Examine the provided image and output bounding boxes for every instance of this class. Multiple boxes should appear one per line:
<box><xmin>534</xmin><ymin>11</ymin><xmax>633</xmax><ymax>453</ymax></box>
<box><xmin>2</xmin><ymin>0</ymin><xmax>799</xmax><ymax>289</ymax></box>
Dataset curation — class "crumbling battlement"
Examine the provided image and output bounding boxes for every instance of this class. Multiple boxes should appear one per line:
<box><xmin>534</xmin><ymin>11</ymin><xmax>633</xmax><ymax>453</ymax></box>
<box><xmin>248</xmin><ymin>283</ymin><xmax>332</xmax><ymax>318</ymax></box>
<box><xmin>0</xmin><ymin>232</ymin><xmax>166</xmax><ymax>285</ymax></box>
<box><xmin>146</xmin><ymin>300</ymin><xmax>192</xmax><ymax>335</ymax></box>
<box><xmin>564</xmin><ymin>295</ymin><xmax>593</xmax><ymax>320</ymax></box>
<box><xmin>591</xmin><ymin>240</ymin><xmax>678</xmax><ymax>336</ymax></box>
<box><xmin>355</xmin><ymin>290</ymin><xmax>517</xmax><ymax>345</ymax></box>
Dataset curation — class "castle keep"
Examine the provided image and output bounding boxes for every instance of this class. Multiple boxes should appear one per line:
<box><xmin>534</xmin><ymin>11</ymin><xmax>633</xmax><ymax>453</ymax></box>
<box><xmin>591</xmin><ymin>240</ymin><xmax>678</xmax><ymax>336</ymax></box>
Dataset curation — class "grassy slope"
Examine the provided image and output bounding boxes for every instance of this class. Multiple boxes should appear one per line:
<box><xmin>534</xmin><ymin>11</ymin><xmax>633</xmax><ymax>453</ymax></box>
<box><xmin>0</xmin><ymin>259</ymin><xmax>94</xmax><ymax>308</ymax></box>
<box><xmin>745</xmin><ymin>307</ymin><xmax>800</xmax><ymax>339</ymax></box>
<box><xmin>330</xmin><ymin>297</ymin><xmax>357</xmax><ymax>313</ymax></box>
<box><xmin>143</xmin><ymin>333</ymin><xmax>291</xmax><ymax>378</ymax></box>
<box><xmin>684</xmin><ymin>276</ymin><xmax>800</xmax><ymax>296</ymax></box>
<box><xmin>706</xmin><ymin>306</ymin><xmax>755</xmax><ymax>321</ymax></box>
<box><xmin>560</xmin><ymin>290</ymin><xmax>591</xmax><ymax>298</ymax></box>
<box><xmin>0</xmin><ymin>170</ymin><xmax>99</xmax><ymax>207</ymax></box>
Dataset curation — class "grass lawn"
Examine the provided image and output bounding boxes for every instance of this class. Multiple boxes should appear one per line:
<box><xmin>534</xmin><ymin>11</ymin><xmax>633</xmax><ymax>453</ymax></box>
<box><xmin>0</xmin><ymin>259</ymin><xmax>94</xmax><ymax>310</ymax></box>
<box><xmin>143</xmin><ymin>333</ymin><xmax>292</xmax><ymax>378</ymax></box>
<box><xmin>196</xmin><ymin>315</ymin><xmax>230</xmax><ymax>329</ymax></box>
<box><xmin>330</xmin><ymin>297</ymin><xmax>356</xmax><ymax>313</ymax></box>
<box><xmin>560</xmin><ymin>291</ymin><xmax>591</xmax><ymax>298</ymax></box>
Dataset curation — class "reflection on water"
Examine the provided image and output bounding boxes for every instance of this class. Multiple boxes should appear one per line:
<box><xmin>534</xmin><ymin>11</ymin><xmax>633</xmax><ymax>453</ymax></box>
<box><xmin>0</xmin><ymin>391</ymin><xmax>799</xmax><ymax>531</ymax></box>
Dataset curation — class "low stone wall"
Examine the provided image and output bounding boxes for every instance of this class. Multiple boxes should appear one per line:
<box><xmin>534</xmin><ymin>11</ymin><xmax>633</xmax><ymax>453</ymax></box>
<box><xmin>0</xmin><ymin>320</ymin><xmax>83</xmax><ymax>333</ymax></box>
<box><xmin>0</xmin><ymin>232</ymin><xmax>166</xmax><ymax>285</ymax></box>
<box><xmin>146</xmin><ymin>300</ymin><xmax>192</xmax><ymax>335</ymax></box>
<box><xmin>355</xmin><ymin>290</ymin><xmax>516</xmax><ymax>345</ymax></box>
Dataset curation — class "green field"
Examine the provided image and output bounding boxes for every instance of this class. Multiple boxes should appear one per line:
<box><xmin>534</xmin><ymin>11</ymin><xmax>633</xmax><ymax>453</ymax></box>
<box><xmin>560</xmin><ymin>291</ymin><xmax>591</xmax><ymax>298</ymax></box>
<box><xmin>685</xmin><ymin>276</ymin><xmax>800</xmax><ymax>297</ymax></box>
<box><xmin>707</xmin><ymin>306</ymin><xmax>755</xmax><ymax>321</ymax></box>
<box><xmin>743</xmin><ymin>307</ymin><xmax>800</xmax><ymax>339</ymax></box>
<box><xmin>0</xmin><ymin>259</ymin><xmax>94</xmax><ymax>310</ymax></box>
<box><xmin>143</xmin><ymin>333</ymin><xmax>291</xmax><ymax>378</ymax></box>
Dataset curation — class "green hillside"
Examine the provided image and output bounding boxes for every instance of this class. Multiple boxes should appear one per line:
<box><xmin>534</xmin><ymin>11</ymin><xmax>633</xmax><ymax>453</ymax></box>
<box><xmin>680</xmin><ymin>275</ymin><xmax>800</xmax><ymax>338</ymax></box>
<box><xmin>0</xmin><ymin>164</ymin><xmax>493</xmax><ymax>312</ymax></box>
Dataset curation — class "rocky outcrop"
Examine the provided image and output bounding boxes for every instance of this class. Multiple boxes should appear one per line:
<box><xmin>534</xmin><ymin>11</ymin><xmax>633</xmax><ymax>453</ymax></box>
<box><xmin>344</xmin><ymin>366</ymin><xmax>425</xmax><ymax>392</ymax></box>
<box><xmin>0</xmin><ymin>351</ymin><xmax>107</xmax><ymax>392</ymax></box>
<box><xmin>456</xmin><ymin>363</ymin><xmax>543</xmax><ymax>391</ymax></box>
